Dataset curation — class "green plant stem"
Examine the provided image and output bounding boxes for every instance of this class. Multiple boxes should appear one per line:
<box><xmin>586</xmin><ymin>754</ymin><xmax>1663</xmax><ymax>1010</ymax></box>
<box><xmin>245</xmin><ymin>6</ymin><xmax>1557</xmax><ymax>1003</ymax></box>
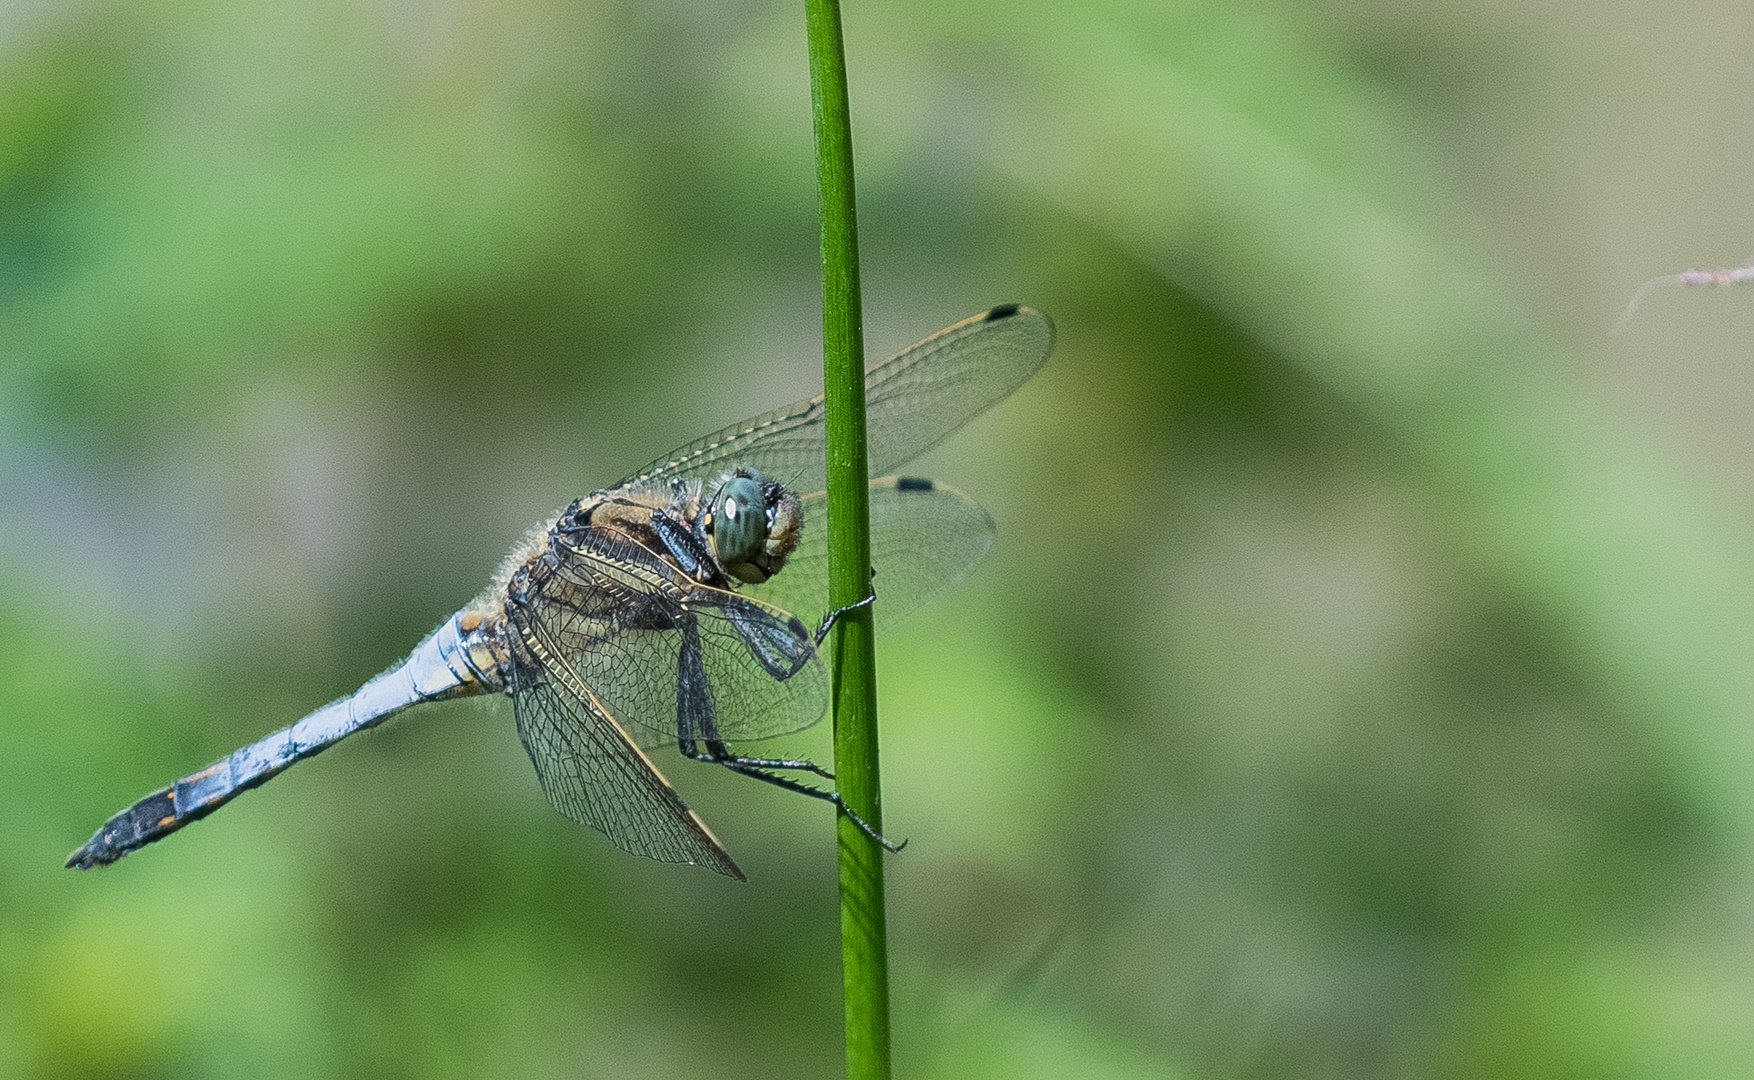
<box><xmin>804</xmin><ymin>1</ymin><xmax>890</xmax><ymax>1078</ymax></box>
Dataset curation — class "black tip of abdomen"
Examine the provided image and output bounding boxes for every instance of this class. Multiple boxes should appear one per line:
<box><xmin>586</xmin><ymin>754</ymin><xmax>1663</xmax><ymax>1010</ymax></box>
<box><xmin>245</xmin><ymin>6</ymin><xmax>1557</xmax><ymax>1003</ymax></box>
<box><xmin>66</xmin><ymin>788</ymin><xmax>178</xmax><ymax>869</ymax></box>
<box><xmin>66</xmin><ymin>836</ymin><xmax>115</xmax><ymax>869</ymax></box>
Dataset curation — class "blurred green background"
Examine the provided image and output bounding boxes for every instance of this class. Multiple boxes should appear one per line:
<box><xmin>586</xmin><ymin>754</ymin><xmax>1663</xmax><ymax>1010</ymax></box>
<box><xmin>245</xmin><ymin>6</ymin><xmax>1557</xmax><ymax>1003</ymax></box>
<box><xmin>6</xmin><ymin>0</ymin><xmax>1754</xmax><ymax>1076</ymax></box>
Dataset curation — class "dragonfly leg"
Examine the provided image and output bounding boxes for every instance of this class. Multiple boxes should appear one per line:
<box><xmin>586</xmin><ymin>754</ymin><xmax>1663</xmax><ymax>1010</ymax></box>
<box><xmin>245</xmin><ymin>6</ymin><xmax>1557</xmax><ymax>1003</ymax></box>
<box><xmin>680</xmin><ymin>739</ymin><xmax>905</xmax><ymax>853</ymax></box>
<box><xmin>813</xmin><ymin>585</ymin><xmax>876</xmax><ymax>645</ymax></box>
<box><xmin>832</xmin><ymin>796</ymin><xmax>907</xmax><ymax>854</ymax></box>
<box><xmin>677</xmin><ymin>737</ymin><xmax>833</xmax><ymax>779</ymax></box>
<box><xmin>720</xmin><ymin>753</ymin><xmax>834</xmax><ymax>780</ymax></box>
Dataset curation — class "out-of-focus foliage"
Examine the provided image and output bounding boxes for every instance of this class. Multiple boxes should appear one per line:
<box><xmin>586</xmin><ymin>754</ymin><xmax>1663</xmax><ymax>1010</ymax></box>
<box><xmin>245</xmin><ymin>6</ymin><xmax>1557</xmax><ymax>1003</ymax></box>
<box><xmin>5</xmin><ymin>0</ymin><xmax>1754</xmax><ymax>1076</ymax></box>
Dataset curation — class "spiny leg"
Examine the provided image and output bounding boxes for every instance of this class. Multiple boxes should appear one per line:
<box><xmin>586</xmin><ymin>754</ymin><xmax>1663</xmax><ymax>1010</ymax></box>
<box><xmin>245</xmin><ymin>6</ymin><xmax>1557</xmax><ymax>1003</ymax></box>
<box><xmin>717</xmin><ymin>760</ymin><xmax>906</xmax><ymax>854</ymax></box>
<box><xmin>710</xmin><ymin>750</ymin><xmax>835</xmax><ymax>781</ymax></box>
<box><xmin>678</xmin><ymin>736</ymin><xmax>833</xmax><ymax>780</ymax></box>
<box><xmin>813</xmin><ymin>589</ymin><xmax>876</xmax><ymax>645</ymax></box>
<box><xmin>679</xmin><ymin>738</ymin><xmax>904</xmax><ymax>852</ymax></box>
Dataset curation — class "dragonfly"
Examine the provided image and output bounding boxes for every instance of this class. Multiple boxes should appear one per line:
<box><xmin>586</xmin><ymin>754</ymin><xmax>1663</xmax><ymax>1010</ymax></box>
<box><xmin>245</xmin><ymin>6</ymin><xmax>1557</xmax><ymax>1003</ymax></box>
<box><xmin>66</xmin><ymin>305</ymin><xmax>1053</xmax><ymax>880</ymax></box>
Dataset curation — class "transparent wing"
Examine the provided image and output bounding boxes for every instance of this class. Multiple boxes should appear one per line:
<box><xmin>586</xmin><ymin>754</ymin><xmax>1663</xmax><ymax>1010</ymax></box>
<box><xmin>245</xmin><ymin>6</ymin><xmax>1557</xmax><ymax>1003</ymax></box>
<box><xmin>620</xmin><ymin>305</ymin><xmax>1053</xmax><ymax>492</ymax></box>
<box><xmin>507</xmin><ymin>610</ymin><xmax>744</xmax><ymax>879</ymax></box>
<box><xmin>566</xmin><ymin>594</ymin><xmax>829</xmax><ymax>748</ymax></box>
<box><xmin>746</xmin><ymin>477</ymin><xmax>996</xmax><ymax>636</ymax></box>
<box><xmin>534</xmin><ymin>524</ymin><xmax>830</xmax><ymax>748</ymax></box>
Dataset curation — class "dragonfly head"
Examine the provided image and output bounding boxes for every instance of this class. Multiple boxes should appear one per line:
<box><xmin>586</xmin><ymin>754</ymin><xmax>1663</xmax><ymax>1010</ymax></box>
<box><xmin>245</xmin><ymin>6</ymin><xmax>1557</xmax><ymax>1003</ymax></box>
<box><xmin>705</xmin><ymin>469</ymin><xmax>801</xmax><ymax>585</ymax></box>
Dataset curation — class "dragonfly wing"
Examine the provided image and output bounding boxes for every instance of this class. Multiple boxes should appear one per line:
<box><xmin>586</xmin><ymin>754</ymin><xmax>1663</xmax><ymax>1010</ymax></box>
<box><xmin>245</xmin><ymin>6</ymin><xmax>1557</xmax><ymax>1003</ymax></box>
<box><xmin>680</xmin><ymin>586</ymin><xmax>829</xmax><ymax>743</ymax></box>
<box><xmin>567</xmin><ymin>587</ymin><xmax>828</xmax><ymax>747</ymax></box>
<box><xmin>747</xmin><ymin>477</ymin><xmax>996</xmax><ymax>636</ymax></box>
<box><xmin>862</xmin><ymin>305</ymin><xmax>1053</xmax><ymax>479</ymax></box>
<box><xmin>536</xmin><ymin>522</ymin><xmax>830</xmax><ymax>747</ymax></box>
<box><xmin>508</xmin><ymin>610</ymin><xmax>745</xmax><ymax>879</ymax></box>
<box><xmin>619</xmin><ymin>305</ymin><xmax>1053</xmax><ymax>491</ymax></box>
<box><xmin>621</xmin><ymin>394</ymin><xmax>828</xmax><ymax>494</ymax></box>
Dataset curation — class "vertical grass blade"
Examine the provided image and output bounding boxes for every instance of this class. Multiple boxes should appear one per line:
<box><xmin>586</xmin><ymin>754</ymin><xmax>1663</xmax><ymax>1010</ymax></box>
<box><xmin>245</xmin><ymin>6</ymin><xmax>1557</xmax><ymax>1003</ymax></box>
<box><xmin>804</xmin><ymin>1</ymin><xmax>891</xmax><ymax>1077</ymax></box>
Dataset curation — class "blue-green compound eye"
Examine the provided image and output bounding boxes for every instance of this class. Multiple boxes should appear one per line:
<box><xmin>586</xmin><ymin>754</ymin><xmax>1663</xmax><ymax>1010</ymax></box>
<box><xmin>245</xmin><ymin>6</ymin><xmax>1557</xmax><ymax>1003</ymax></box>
<box><xmin>713</xmin><ymin>475</ymin><xmax>766</xmax><ymax>570</ymax></box>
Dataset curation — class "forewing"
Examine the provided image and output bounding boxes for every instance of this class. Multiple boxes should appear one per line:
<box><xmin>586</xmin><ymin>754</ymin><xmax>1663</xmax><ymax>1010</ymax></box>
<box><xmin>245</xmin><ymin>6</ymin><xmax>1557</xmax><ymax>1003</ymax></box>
<box><xmin>685</xmin><ymin>586</ymin><xmax>829</xmax><ymax>742</ymax></box>
<box><xmin>538</xmin><ymin>523</ymin><xmax>829</xmax><ymax>746</ymax></box>
<box><xmin>864</xmin><ymin>306</ymin><xmax>1053</xmax><ymax>481</ymax></box>
<box><xmin>508</xmin><ymin>612</ymin><xmax>745</xmax><ymax>879</ymax></box>
<box><xmin>619</xmin><ymin>306</ymin><xmax>1053</xmax><ymax>491</ymax></box>
<box><xmin>746</xmin><ymin>477</ymin><xmax>996</xmax><ymax>636</ymax></box>
<box><xmin>572</xmin><ymin>587</ymin><xmax>829</xmax><ymax>747</ymax></box>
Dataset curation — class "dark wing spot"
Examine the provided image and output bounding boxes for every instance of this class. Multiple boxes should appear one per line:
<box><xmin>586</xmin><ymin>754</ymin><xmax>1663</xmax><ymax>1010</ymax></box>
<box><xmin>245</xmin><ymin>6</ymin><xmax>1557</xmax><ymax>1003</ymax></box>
<box><xmin>895</xmin><ymin>476</ymin><xmax>934</xmax><ymax>491</ymax></box>
<box><xmin>788</xmin><ymin>616</ymin><xmax>809</xmax><ymax>639</ymax></box>
<box><xmin>984</xmin><ymin>304</ymin><xmax>1021</xmax><ymax>321</ymax></box>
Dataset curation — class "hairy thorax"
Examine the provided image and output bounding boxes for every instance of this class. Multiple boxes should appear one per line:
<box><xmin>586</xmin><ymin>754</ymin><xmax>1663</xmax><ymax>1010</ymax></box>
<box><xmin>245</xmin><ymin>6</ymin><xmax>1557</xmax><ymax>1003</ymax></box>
<box><xmin>459</xmin><ymin>471</ymin><xmax>804</xmax><ymax>683</ymax></box>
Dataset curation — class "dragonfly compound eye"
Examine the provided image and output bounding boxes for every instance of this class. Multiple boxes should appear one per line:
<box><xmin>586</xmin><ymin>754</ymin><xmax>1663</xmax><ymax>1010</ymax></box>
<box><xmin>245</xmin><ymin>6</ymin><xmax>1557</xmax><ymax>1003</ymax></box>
<box><xmin>712</xmin><ymin>475</ymin><xmax>767</xmax><ymax>578</ymax></box>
